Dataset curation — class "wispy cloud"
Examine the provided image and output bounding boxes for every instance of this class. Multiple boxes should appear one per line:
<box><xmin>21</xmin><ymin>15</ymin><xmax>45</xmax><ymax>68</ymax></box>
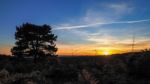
<box><xmin>106</xmin><ymin>3</ymin><xmax>134</xmax><ymax>14</ymax></box>
<box><xmin>53</xmin><ymin>2</ymin><xmax>136</xmax><ymax>30</ymax></box>
<box><xmin>54</xmin><ymin>19</ymin><xmax>150</xmax><ymax>30</ymax></box>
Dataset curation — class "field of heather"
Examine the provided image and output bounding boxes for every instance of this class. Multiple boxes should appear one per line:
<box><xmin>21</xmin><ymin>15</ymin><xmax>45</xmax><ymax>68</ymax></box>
<box><xmin>0</xmin><ymin>51</ymin><xmax>150</xmax><ymax>84</ymax></box>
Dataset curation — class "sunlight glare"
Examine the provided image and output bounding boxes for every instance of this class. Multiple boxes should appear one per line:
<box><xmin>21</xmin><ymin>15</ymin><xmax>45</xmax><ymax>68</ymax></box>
<box><xmin>103</xmin><ymin>51</ymin><xmax>110</xmax><ymax>55</ymax></box>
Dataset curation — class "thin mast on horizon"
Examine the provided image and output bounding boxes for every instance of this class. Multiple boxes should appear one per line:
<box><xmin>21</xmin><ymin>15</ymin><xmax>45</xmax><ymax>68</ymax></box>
<box><xmin>132</xmin><ymin>34</ymin><xmax>135</xmax><ymax>52</ymax></box>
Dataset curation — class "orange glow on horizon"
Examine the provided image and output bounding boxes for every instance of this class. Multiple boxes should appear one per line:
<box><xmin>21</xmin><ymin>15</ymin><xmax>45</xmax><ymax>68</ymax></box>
<box><xmin>0</xmin><ymin>43</ymin><xmax>150</xmax><ymax>56</ymax></box>
<box><xmin>56</xmin><ymin>41</ymin><xmax>150</xmax><ymax>56</ymax></box>
<box><xmin>0</xmin><ymin>47</ymin><xmax>11</xmax><ymax>55</ymax></box>
<box><xmin>57</xmin><ymin>48</ymin><xmax>129</xmax><ymax>56</ymax></box>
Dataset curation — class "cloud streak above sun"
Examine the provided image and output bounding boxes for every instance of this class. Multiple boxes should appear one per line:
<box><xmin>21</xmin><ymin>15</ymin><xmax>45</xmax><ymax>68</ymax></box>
<box><xmin>54</xmin><ymin>19</ymin><xmax>150</xmax><ymax>30</ymax></box>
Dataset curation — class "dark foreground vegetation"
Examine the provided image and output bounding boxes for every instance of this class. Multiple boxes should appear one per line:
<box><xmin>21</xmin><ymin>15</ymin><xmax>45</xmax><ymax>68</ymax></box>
<box><xmin>0</xmin><ymin>49</ymin><xmax>150</xmax><ymax>84</ymax></box>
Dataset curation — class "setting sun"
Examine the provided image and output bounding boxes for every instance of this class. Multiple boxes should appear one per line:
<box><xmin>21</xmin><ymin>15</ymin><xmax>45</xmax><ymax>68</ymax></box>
<box><xmin>103</xmin><ymin>51</ymin><xmax>110</xmax><ymax>55</ymax></box>
<box><xmin>97</xmin><ymin>49</ymin><xmax>113</xmax><ymax>56</ymax></box>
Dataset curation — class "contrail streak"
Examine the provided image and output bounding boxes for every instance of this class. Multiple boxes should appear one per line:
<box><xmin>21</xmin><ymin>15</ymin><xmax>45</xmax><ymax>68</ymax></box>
<box><xmin>54</xmin><ymin>19</ymin><xmax>150</xmax><ymax>30</ymax></box>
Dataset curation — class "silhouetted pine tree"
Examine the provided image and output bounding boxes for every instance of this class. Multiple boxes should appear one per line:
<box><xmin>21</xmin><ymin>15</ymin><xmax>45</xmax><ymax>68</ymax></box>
<box><xmin>11</xmin><ymin>23</ymin><xmax>57</xmax><ymax>63</ymax></box>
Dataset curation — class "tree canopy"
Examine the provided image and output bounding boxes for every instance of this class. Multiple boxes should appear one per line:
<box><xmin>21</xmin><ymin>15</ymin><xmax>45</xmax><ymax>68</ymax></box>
<box><xmin>11</xmin><ymin>23</ymin><xmax>57</xmax><ymax>62</ymax></box>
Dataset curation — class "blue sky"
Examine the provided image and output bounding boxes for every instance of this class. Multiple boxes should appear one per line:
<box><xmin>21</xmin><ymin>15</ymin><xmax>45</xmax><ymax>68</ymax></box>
<box><xmin>0</xmin><ymin>0</ymin><xmax>150</xmax><ymax>55</ymax></box>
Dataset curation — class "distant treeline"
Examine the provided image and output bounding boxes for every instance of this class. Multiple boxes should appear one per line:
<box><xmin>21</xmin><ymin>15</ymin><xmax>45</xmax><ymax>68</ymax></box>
<box><xmin>0</xmin><ymin>54</ymin><xmax>11</xmax><ymax>58</ymax></box>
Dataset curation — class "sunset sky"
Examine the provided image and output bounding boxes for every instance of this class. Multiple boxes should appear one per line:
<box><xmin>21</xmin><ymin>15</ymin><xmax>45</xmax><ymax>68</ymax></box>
<box><xmin>0</xmin><ymin>0</ymin><xmax>150</xmax><ymax>55</ymax></box>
